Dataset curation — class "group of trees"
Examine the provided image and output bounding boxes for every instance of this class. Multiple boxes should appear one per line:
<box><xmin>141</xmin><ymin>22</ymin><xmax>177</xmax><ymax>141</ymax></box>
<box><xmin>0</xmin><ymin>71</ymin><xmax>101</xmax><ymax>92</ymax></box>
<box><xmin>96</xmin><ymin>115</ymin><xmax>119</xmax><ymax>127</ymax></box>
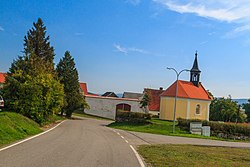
<box><xmin>3</xmin><ymin>18</ymin><xmax>87</xmax><ymax>124</ymax></box>
<box><xmin>243</xmin><ymin>100</ymin><xmax>250</xmax><ymax>122</ymax></box>
<box><xmin>209</xmin><ymin>96</ymin><xmax>248</xmax><ymax>123</ymax></box>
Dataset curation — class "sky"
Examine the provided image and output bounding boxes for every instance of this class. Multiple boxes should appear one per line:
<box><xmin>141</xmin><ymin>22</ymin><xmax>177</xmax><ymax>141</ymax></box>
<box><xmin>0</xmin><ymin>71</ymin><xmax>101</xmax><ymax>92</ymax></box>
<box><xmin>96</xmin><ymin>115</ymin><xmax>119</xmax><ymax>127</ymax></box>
<box><xmin>1</xmin><ymin>0</ymin><xmax>250</xmax><ymax>98</ymax></box>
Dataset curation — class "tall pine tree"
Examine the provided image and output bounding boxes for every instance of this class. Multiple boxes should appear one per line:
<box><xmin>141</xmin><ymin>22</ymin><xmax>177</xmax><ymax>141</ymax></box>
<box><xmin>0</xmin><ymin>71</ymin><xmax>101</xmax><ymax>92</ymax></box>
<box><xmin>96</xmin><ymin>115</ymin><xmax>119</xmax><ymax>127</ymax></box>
<box><xmin>3</xmin><ymin>18</ymin><xmax>64</xmax><ymax>124</ymax></box>
<box><xmin>56</xmin><ymin>51</ymin><xmax>87</xmax><ymax>117</ymax></box>
<box><xmin>23</xmin><ymin>18</ymin><xmax>55</xmax><ymax>72</ymax></box>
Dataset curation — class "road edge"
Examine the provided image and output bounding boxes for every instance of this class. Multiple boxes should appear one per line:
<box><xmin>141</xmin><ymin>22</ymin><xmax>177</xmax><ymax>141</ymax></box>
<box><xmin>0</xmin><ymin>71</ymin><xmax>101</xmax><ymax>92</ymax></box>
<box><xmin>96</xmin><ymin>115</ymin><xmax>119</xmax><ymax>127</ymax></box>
<box><xmin>0</xmin><ymin>120</ymin><xmax>66</xmax><ymax>152</ymax></box>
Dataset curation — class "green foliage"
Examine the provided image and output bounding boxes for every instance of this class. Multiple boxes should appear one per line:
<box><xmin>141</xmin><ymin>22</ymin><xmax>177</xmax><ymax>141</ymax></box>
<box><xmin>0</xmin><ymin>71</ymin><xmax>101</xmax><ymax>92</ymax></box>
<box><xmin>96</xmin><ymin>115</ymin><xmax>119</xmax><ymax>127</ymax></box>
<box><xmin>243</xmin><ymin>99</ymin><xmax>250</xmax><ymax>122</ymax></box>
<box><xmin>56</xmin><ymin>51</ymin><xmax>88</xmax><ymax>118</ymax></box>
<box><xmin>177</xmin><ymin>118</ymin><xmax>202</xmax><ymax>131</ymax></box>
<box><xmin>24</xmin><ymin>18</ymin><xmax>55</xmax><ymax>72</ymax></box>
<box><xmin>0</xmin><ymin>112</ymin><xmax>42</xmax><ymax>146</ymax></box>
<box><xmin>177</xmin><ymin>118</ymin><xmax>250</xmax><ymax>139</ymax></box>
<box><xmin>3</xmin><ymin>18</ymin><xmax>64</xmax><ymax>124</ymax></box>
<box><xmin>4</xmin><ymin>70</ymin><xmax>64</xmax><ymax>124</ymax></box>
<box><xmin>210</xmin><ymin>97</ymin><xmax>246</xmax><ymax>123</ymax></box>
<box><xmin>116</xmin><ymin>110</ymin><xmax>151</xmax><ymax>124</ymax></box>
<box><xmin>140</xmin><ymin>93</ymin><xmax>150</xmax><ymax>113</ymax></box>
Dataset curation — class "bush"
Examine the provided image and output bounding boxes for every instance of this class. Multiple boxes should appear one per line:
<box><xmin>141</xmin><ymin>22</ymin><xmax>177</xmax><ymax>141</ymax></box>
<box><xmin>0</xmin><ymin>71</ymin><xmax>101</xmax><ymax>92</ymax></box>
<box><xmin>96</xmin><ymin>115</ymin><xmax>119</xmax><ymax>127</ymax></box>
<box><xmin>177</xmin><ymin>118</ymin><xmax>202</xmax><ymax>131</ymax></box>
<box><xmin>177</xmin><ymin>118</ymin><xmax>250</xmax><ymax>140</ymax></box>
<box><xmin>151</xmin><ymin>114</ymin><xmax>159</xmax><ymax>118</ymax></box>
<box><xmin>116</xmin><ymin>110</ymin><xmax>151</xmax><ymax>124</ymax></box>
<box><xmin>4</xmin><ymin>72</ymin><xmax>64</xmax><ymax>124</ymax></box>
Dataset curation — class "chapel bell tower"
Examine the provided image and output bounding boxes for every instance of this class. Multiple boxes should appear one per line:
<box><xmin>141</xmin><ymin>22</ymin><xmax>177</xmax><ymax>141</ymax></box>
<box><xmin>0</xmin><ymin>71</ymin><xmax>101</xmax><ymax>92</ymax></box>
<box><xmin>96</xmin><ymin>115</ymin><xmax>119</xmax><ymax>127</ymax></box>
<box><xmin>190</xmin><ymin>51</ymin><xmax>201</xmax><ymax>87</ymax></box>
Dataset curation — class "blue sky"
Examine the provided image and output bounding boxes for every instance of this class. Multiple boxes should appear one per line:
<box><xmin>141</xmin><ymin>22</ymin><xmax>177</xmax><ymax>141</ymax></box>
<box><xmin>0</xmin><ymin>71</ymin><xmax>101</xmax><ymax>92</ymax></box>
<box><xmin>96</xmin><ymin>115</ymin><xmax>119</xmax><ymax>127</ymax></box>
<box><xmin>1</xmin><ymin>0</ymin><xmax>250</xmax><ymax>98</ymax></box>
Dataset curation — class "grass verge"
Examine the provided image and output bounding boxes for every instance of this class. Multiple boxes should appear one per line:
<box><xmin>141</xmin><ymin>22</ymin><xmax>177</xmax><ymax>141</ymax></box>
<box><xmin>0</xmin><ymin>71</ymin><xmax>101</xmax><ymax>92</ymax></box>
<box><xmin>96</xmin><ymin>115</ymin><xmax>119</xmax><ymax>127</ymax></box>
<box><xmin>0</xmin><ymin>112</ymin><xmax>42</xmax><ymax>147</ymax></box>
<box><xmin>107</xmin><ymin>118</ymin><xmax>240</xmax><ymax>141</ymax></box>
<box><xmin>41</xmin><ymin>114</ymin><xmax>65</xmax><ymax>126</ymax></box>
<box><xmin>138</xmin><ymin>144</ymin><xmax>250</xmax><ymax>167</ymax></box>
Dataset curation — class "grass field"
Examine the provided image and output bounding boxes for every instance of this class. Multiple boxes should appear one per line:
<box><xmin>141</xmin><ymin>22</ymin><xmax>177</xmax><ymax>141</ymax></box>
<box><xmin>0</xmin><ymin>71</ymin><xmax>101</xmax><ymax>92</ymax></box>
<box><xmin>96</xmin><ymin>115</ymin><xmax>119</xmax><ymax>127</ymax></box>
<box><xmin>138</xmin><ymin>144</ymin><xmax>250</xmax><ymax>167</ymax></box>
<box><xmin>108</xmin><ymin>118</ymin><xmax>221</xmax><ymax>140</ymax></box>
<box><xmin>0</xmin><ymin>112</ymin><xmax>42</xmax><ymax>147</ymax></box>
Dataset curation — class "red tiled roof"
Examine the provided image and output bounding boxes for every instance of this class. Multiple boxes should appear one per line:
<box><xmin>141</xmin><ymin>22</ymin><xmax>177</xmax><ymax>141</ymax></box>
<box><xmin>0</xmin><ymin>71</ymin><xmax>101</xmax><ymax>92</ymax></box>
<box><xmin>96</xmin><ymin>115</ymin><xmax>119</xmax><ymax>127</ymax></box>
<box><xmin>79</xmin><ymin>82</ymin><xmax>88</xmax><ymax>95</ymax></box>
<box><xmin>79</xmin><ymin>82</ymin><xmax>99</xmax><ymax>96</ymax></box>
<box><xmin>161</xmin><ymin>80</ymin><xmax>212</xmax><ymax>101</ymax></box>
<box><xmin>145</xmin><ymin>88</ymin><xmax>165</xmax><ymax>111</ymax></box>
<box><xmin>0</xmin><ymin>72</ymin><xmax>6</xmax><ymax>83</ymax></box>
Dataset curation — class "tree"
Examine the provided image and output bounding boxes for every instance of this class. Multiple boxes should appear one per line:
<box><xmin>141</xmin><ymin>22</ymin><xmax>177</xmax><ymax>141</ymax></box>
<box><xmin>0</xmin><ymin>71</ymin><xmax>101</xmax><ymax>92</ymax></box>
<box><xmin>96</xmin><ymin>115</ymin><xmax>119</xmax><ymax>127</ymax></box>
<box><xmin>243</xmin><ymin>99</ymin><xmax>250</xmax><ymax>122</ymax></box>
<box><xmin>56</xmin><ymin>51</ymin><xmax>88</xmax><ymax>117</ymax></box>
<box><xmin>3</xmin><ymin>19</ymin><xmax>64</xmax><ymax>124</ymax></box>
<box><xmin>210</xmin><ymin>96</ymin><xmax>246</xmax><ymax>123</ymax></box>
<box><xmin>140</xmin><ymin>93</ymin><xmax>150</xmax><ymax>113</ymax></box>
<box><xmin>24</xmin><ymin>18</ymin><xmax>55</xmax><ymax>72</ymax></box>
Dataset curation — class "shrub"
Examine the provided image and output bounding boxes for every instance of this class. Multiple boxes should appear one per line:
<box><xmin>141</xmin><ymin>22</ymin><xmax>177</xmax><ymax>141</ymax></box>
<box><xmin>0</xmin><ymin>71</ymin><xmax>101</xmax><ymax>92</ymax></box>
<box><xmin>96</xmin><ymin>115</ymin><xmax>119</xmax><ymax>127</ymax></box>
<box><xmin>177</xmin><ymin>118</ymin><xmax>202</xmax><ymax>131</ymax></box>
<box><xmin>4</xmin><ymin>72</ymin><xmax>64</xmax><ymax>124</ymax></box>
<box><xmin>177</xmin><ymin>118</ymin><xmax>250</xmax><ymax>139</ymax></box>
<box><xmin>151</xmin><ymin>114</ymin><xmax>159</xmax><ymax>118</ymax></box>
<box><xmin>116</xmin><ymin>110</ymin><xmax>151</xmax><ymax>124</ymax></box>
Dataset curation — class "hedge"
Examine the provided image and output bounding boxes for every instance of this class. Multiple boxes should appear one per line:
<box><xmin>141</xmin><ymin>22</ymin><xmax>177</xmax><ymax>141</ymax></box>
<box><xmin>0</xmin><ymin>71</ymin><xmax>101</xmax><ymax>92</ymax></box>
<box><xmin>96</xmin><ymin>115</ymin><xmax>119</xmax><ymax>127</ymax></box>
<box><xmin>177</xmin><ymin>118</ymin><xmax>250</xmax><ymax>140</ymax></box>
<box><xmin>116</xmin><ymin>110</ymin><xmax>151</xmax><ymax>124</ymax></box>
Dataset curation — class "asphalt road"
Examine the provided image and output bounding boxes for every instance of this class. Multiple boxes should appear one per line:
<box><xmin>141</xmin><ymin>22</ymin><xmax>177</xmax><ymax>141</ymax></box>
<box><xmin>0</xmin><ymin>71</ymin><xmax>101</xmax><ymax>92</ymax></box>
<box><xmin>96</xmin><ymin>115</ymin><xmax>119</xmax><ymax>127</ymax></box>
<box><xmin>1</xmin><ymin>117</ymin><xmax>249</xmax><ymax>167</ymax></box>
<box><xmin>0</xmin><ymin>118</ymin><xmax>143</xmax><ymax>167</ymax></box>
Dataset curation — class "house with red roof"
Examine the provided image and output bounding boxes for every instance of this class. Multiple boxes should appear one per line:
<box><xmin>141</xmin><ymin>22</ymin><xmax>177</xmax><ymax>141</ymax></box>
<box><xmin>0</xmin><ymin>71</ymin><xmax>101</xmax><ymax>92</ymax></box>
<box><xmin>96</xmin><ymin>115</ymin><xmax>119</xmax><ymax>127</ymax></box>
<box><xmin>144</xmin><ymin>87</ymin><xmax>164</xmax><ymax>115</ymax></box>
<box><xmin>0</xmin><ymin>72</ymin><xmax>6</xmax><ymax>89</ymax></box>
<box><xmin>160</xmin><ymin>53</ymin><xmax>212</xmax><ymax>121</ymax></box>
<box><xmin>79</xmin><ymin>82</ymin><xmax>99</xmax><ymax>96</ymax></box>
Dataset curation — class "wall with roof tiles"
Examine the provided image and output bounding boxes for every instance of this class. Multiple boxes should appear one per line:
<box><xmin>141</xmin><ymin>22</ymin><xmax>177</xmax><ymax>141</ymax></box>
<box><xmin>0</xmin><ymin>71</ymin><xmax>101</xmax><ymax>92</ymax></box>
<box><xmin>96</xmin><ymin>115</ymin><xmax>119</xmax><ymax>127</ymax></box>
<box><xmin>84</xmin><ymin>96</ymin><xmax>144</xmax><ymax>120</ymax></box>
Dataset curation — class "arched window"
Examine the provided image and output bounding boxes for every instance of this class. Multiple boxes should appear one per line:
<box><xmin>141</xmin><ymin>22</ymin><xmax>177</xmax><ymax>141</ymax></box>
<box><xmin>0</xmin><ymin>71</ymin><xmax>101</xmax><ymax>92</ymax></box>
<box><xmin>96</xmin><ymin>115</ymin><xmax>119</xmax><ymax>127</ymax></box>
<box><xmin>196</xmin><ymin>104</ymin><xmax>201</xmax><ymax>115</ymax></box>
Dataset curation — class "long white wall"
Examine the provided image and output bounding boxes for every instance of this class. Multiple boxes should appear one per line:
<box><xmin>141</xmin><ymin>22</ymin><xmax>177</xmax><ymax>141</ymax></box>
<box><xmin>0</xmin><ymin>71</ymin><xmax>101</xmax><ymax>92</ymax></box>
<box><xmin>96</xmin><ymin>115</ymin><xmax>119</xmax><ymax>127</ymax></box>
<box><xmin>84</xmin><ymin>95</ymin><xmax>144</xmax><ymax>120</ymax></box>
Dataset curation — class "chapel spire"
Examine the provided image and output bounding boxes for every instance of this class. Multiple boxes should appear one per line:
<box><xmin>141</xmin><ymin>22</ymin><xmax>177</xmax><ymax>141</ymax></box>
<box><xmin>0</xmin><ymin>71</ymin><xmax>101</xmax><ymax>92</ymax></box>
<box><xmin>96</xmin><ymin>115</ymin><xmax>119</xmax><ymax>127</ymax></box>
<box><xmin>190</xmin><ymin>51</ymin><xmax>201</xmax><ymax>87</ymax></box>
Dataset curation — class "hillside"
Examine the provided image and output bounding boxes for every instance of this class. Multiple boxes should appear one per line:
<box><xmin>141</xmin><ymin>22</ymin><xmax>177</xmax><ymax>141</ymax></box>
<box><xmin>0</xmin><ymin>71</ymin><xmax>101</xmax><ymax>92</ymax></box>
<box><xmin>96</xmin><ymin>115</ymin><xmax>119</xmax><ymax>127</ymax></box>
<box><xmin>0</xmin><ymin>112</ymin><xmax>42</xmax><ymax>147</ymax></box>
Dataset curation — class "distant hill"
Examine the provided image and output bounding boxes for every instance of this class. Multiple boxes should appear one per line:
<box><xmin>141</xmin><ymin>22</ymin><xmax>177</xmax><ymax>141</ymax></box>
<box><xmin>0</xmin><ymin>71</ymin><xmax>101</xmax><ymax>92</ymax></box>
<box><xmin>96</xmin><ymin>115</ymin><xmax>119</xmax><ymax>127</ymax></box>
<box><xmin>232</xmin><ymin>99</ymin><xmax>248</xmax><ymax>105</ymax></box>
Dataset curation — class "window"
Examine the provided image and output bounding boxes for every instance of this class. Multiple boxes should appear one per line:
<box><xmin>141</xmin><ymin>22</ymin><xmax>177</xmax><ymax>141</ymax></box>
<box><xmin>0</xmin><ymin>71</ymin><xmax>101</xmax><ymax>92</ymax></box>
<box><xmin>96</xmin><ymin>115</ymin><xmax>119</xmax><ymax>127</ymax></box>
<box><xmin>196</xmin><ymin>104</ymin><xmax>201</xmax><ymax>115</ymax></box>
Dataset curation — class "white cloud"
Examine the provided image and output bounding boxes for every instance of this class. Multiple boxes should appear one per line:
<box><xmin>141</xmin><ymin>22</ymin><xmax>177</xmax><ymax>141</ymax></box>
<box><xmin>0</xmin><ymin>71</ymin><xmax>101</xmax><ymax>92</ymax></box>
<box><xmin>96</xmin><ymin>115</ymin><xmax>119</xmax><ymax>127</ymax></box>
<box><xmin>125</xmin><ymin>0</ymin><xmax>141</xmax><ymax>6</ymax></box>
<box><xmin>200</xmin><ymin>41</ymin><xmax>208</xmax><ymax>45</ymax></box>
<box><xmin>114</xmin><ymin>44</ymin><xmax>128</xmax><ymax>54</ymax></box>
<box><xmin>113</xmin><ymin>44</ymin><xmax>165</xmax><ymax>57</ymax></box>
<box><xmin>153</xmin><ymin>0</ymin><xmax>250</xmax><ymax>34</ymax></box>
<box><xmin>0</xmin><ymin>26</ymin><xmax>4</xmax><ymax>31</ymax></box>
<box><xmin>128</xmin><ymin>47</ymin><xmax>150</xmax><ymax>54</ymax></box>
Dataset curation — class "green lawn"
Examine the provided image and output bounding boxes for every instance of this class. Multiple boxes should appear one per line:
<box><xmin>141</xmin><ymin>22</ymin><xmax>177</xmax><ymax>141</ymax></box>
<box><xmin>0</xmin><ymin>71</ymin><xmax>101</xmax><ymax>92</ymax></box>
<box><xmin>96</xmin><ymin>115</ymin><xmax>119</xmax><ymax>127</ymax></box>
<box><xmin>108</xmin><ymin>118</ymin><xmax>221</xmax><ymax>140</ymax></box>
<box><xmin>0</xmin><ymin>112</ymin><xmax>42</xmax><ymax>147</ymax></box>
<box><xmin>138</xmin><ymin>144</ymin><xmax>250</xmax><ymax>167</ymax></box>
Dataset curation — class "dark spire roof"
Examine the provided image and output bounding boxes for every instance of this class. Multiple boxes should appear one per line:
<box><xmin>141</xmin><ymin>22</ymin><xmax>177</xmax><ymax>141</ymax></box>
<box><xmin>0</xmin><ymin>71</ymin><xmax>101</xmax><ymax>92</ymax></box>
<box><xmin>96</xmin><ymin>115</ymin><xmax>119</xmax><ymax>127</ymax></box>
<box><xmin>191</xmin><ymin>51</ymin><xmax>201</xmax><ymax>72</ymax></box>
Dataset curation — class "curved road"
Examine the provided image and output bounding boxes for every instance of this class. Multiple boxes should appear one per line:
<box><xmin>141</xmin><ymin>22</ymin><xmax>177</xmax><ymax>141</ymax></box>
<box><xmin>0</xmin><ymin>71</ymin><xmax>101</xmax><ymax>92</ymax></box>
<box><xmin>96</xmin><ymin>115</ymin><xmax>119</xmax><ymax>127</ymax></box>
<box><xmin>1</xmin><ymin>117</ymin><xmax>249</xmax><ymax>167</ymax></box>
<box><xmin>0</xmin><ymin>118</ymin><xmax>143</xmax><ymax>167</ymax></box>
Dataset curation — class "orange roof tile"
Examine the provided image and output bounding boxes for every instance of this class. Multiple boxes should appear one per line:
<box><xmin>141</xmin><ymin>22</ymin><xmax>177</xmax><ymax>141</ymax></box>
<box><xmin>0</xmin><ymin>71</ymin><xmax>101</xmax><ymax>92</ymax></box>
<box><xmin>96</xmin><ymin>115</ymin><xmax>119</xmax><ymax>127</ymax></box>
<box><xmin>79</xmin><ymin>82</ymin><xmax>99</xmax><ymax>96</ymax></box>
<box><xmin>0</xmin><ymin>72</ymin><xmax>6</xmax><ymax>83</ymax></box>
<box><xmin>79</xmin><ymin>82</ymin><xmax>88</xmax><ymax>95</ymax></box>
<box><xmin>145</xmin><ymin>88</ymin><xmax>165</xmax><ymax>111</ymax></box>
<box><xmin>161</xmin><ymin>80</ymin><xmax>212</xmax><ymax>101</ymax></box>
